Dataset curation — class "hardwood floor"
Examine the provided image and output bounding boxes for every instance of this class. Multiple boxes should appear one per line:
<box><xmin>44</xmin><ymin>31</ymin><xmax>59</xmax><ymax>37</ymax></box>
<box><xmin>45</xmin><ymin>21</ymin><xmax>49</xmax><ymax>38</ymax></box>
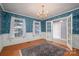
<box><xmin>0</xmin><ymin>39</ymin><xmax>79</xmax><ymax>56</ymax></box>
<box><xmin>48</xmin><ymin>40</ymin><xmax>79</xmax><ymax>56</ymax></box>
<box><xmin>47</xmin><ymin>40</ymin><xmax>70</xmax><ymax>51</ymax></box>
<box><xmin>64</xmin><ymin>48</ymin><xmax>79</xmax><ymax>56</ymax></box>
<box><xmin>0</xmin><ymin>39</ymin><xmax>46</xmax><ymax>56</ymax></box>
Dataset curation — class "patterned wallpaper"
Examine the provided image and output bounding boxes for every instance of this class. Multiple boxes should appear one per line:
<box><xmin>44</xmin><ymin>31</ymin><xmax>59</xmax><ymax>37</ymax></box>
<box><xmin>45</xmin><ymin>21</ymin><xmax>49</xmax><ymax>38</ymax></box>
<box><xmin>0</xmin><ymin>8</ymin><xmax>79</xmax><ymax>34</ymax></box>
<box><xmin>1</xmin><ymin>11</ymin><xmax>41</xmax><ymax>34</ymax></box>
<box><xmin>0</xmin><ymin>5</ymin><xmax>3</xmax><ymax>34</ymax></box>
<box><xmin>46</xmin><ymin>9</ymin><xmax>79</xmax><ymax>34</ymax></box>
<box><xmin>73</xmin><ymin>10</ymin><xmax>79</xmax><ymax>34</ymax></box>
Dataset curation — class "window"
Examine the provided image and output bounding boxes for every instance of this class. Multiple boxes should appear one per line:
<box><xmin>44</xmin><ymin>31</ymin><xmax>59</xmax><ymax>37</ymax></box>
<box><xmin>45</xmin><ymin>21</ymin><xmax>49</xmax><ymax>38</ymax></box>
<box><xmin>10</xmin><ymin>17</ymin><xmax>26</xmax><ymax>38</ymax></box>
<box><xmin>33</xmin><ymin>21</ymin><xmax>41</xmax><ymax>35</ymax></box>
<box><xmin>46</xmin><ymin>21</ymin><xmax>53</xmax><ymax>40</ymax></box>
<box><xmin>46</xmin><ymin>21</ymin><xmax>52</xmax><ymax>32</ymax></box>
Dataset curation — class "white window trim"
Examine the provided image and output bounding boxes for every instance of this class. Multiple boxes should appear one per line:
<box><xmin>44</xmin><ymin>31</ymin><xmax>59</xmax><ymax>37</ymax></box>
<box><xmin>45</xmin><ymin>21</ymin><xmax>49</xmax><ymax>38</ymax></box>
<box><xmin>33</xmin><ymin>21</ymin><xmax>41</xmax><ymax>35</ymax></box>
<box><xmin>66</xmin><ymin>14</ymin><xmax>73</xmax><ymax>50</ymax></box>
<box><xmin>10</xmin><ymin>16</ymin><xmax>26</xmax><ymax>38</ymax></box>
<box><xmin>46</xmin><ymin>21</ymin><xmax>53</xmax><ymax>40</ymax></box>
<box><xmin>52</xmin><ymin>14</ymin><xmax>73</xmax><ymax>50</ymax></box>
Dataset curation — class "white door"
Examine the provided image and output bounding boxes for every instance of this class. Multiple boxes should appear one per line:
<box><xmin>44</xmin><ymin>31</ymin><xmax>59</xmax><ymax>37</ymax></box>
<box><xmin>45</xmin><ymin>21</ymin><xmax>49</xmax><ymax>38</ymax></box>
<box><xmin>46</xmin><ymin>21</ymin><xmax>53</xmax><ymax>41</ymax></box>
<box><xmin>53</xmin><ymin>21</ymin><xmax>61</xmax><ymax>39</ymax></box>
<box><xmin>67</xmin><ymin>14</ymin><xmax>72</xmax><ymax>50</ymax></box>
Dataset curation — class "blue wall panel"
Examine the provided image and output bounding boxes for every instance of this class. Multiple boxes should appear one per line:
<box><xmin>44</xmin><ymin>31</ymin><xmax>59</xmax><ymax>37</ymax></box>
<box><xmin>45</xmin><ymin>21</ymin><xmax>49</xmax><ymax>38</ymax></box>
<box><xmin>25</xmin><ymin>17</ymin><xmax>33</xmax><ymax>32</ymax></box>
<box><xmin>1</xmin><ymin>12</ymin><xmax>11</xmax><ymax>34</ymax></box>
<box><xmin>0</xmin><ymin>12</ymin><xmax>2</xmax><ymax>34</ymax></box>
<box><xmin>72</xmin><ymin>10</ymin><xmax>79</xmax><ymax>34</ymax></box>
<box><xmin>46</xmin><ymin>9</ymin><xmax>79</xmax><ymax>34</ymax></box>
<box><xmin>1</xmin><ymin>9</ymin><xmax>79</xmax><ymax>34</ymax></box>
<box><xmin>41</xmin><ymin>20</ymin><xmax>46</xmax><ymax>32</ymax></box>
<box><xmin>1</xmin><ymin>11</ymin><xmax>40</xmax><ymax>34</ymax></box>
<box><xmin>0</xmin><ymin>5</ymin><xmax>3</xmax><ymax>34</ymax></box>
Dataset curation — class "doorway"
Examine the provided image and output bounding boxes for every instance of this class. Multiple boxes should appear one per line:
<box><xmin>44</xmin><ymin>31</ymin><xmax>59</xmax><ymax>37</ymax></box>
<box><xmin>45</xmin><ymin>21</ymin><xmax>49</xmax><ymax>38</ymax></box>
<box><xmin>53</xmin><ymin>20</ymin><xmax>62</xmax><ymax>39</ymax></box>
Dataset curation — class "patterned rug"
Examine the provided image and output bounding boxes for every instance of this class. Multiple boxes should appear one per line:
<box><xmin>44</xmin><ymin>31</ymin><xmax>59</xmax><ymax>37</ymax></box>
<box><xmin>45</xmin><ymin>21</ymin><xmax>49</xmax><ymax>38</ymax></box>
<box><xmin>21</xmin><ymin>43</ymin><xmax>67</xmax><ymax>56</ymax></box>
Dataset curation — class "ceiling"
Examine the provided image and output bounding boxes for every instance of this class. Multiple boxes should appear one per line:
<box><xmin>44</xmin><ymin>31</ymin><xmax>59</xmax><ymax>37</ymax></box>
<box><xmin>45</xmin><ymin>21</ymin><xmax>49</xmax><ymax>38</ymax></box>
<box><xmin>2</xmin><ymin>3</ymin><xmax>79</xmax><ymax>20</ymax></box>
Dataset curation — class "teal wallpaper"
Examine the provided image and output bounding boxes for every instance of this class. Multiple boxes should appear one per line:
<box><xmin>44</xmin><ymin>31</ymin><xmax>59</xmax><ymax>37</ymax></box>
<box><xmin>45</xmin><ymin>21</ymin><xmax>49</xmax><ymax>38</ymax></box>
<box><xmin>46</xmin><ymin>9</ymin><xmax>79</xmax><ymax>34</ymax></box>
<box><xmin>0</xmin><ymin>5</ymin><xmax>3</xmax><ymax>34</ymax></box>
<box><xmin>73</xmin><ymin>10</ymin><xmax>79</xmax><ymax>34</ymax></box>
<box><xmin>1</xmin><ymin>12</ymin><xmax>11</xmax><ymax>34</ymax></box>
<box><xmin>1</xmin><ymin>8</ymin><xmax>79</xmax><ymax>34</ymax></box>
<box><xmin>1</xmin><ymin>11</ymin><xmax>41</xmax><ymax>34</ymax></box>
<box><xmin>41</xmin><ymin>20</ymin><xmax>46</xmax><ymax>32</ymax></box>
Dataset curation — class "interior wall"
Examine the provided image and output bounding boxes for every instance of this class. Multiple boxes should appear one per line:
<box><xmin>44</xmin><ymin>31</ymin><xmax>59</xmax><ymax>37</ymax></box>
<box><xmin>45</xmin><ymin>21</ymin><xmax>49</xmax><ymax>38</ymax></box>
<box><xmin>41</xmin><ymin>20</ymin><xmax>46</xmax><ymax>32</ymax></box>
<box><xmin>46</xmin><ymin>9</ymin><xmax>79</xmax><ymax>49</ymax></box>
<box><xmin>1</xmin><ymin>8</ymin><xmax>79</xmax><ymax>35</ymax></box>
<box><xmin>73</xmin><ymin>10</ymin><xmax>79</xmax><ymax>34</ymax></box>
<box><xmin>0</xmin><ymin>5</ymin><xmax>3</xmax><ymax>34</ymax></box>
<box><xmin>0</xmin><ymin>6</ymin><xmax>79</xmax><ymax>50</ymax></box>
<box><xmin>46</xmin><ymin>9</ymin><xmax>79</xmax><ymax>34</ymax></box>
<box><xmin>0</xmin><ymin>11</ymin><xmax>42</xmax><ymax>34</ymax></box>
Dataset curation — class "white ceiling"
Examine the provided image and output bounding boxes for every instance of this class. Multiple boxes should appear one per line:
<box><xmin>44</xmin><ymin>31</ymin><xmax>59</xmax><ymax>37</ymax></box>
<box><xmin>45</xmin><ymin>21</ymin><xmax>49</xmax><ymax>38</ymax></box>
<box><xmin>2</xmin><ymin>3</ymin><xmax>79</xmax><ymax>19</ymax></box>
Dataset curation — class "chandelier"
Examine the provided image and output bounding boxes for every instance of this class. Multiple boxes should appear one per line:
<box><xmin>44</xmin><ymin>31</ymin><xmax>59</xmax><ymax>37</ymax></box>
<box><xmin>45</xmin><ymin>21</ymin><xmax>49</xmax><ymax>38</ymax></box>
<box><xmin>37</xmin><ymin>5</ymin><xmax>48</xmax><ymax>19</ymax></box>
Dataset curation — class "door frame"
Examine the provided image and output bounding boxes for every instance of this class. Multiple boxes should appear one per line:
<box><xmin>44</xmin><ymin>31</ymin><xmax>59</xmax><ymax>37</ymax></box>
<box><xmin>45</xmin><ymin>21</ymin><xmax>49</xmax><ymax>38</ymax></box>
<box><xmin>66</xmin><ymin>14</ymin><xmax>73</xmax><ymax>50</ymax></box>
<box><xmin>52</xmin><ymin>14</ymin><xmax>72</xmax><ymax>50</ymax></box>
<box><xmin>52</xmin><ymin>16</ymin><xmax>68</xmax><ymax>40</ymax></box>
<box><xmin>46</xmin><ymin>21</ymin><xmax>53</xmax><ymax>40</ymax></box>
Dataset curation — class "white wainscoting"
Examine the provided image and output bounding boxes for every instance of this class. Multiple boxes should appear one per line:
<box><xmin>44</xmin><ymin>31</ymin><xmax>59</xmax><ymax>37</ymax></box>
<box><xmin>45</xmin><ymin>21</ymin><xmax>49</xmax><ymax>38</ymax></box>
<box><xmin>0</xmin><ymin>32</ymin><xmax>47</xmax><ymax>52</ymax></box>
<box><xmin>72</xmin><ymin>34</ymin><xmax>79</xmax><ymax>40</ymax></box>
<box><xmin>0</xmin><ymin>34</ymin><xmax>10</xmax><ymax>52</ymax></box>
<box><xmin>46</xmin><ymin>32</ymin><xmax>53</xmax><ymax>41</ymax></box>
<box><xmin>1</xmin><ymin>32</ymin><xmax>79</xmax><ymax>52</ymax></box>
<box><xmin>40</xmin><ymin>32</ymin><xmax>46</xmax><ymax>39</ymax></box>
<box><xmin>0</xmin><ymin>34</ymin><xmax>10</xmax><ymax>46</ymax></box>
<box><xmin>72</xmin><ymin>34</ymin><xmax>79</xmax><ymax>49</ymax></box>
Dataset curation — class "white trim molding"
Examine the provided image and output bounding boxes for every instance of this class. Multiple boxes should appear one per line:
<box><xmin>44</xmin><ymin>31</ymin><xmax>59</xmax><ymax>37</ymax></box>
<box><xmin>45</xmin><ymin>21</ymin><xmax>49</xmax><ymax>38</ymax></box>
<box><xmin>46</xmin><ymin>21</ymin><xmax>53</xmax><ymax>41</ymax></box>
<box><xmin>10</xmin><ymin>16</ymin><xmax>26</xmax><ymax>38</ymax></box>
<box><xmin>0</xmin><ymin>3</ymin><xmax>5</xmax><ymax>11</ymax></box>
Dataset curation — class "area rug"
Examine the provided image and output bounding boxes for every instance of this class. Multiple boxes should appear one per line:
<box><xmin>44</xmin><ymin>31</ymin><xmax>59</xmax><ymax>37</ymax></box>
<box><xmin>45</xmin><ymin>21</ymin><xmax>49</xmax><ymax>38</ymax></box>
<box><xmin>21</xmin><ymin>43</ymin><xmax>67</xmax><ymax>56</ymax></box>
